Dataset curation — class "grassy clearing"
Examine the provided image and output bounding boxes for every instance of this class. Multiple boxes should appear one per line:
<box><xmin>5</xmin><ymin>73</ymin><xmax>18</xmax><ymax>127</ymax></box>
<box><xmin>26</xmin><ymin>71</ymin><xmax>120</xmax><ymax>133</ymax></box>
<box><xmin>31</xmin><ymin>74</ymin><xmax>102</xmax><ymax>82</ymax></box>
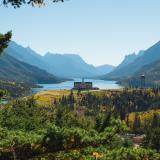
<box><xmin>34</xmin><ymin>90</ymin><xmax>71</xmax><ymax>106</ymax></box>
<box><xmin>33</xmin><ymin>89</ymin><xmax>123</xmax><ymax>106</ymax></box>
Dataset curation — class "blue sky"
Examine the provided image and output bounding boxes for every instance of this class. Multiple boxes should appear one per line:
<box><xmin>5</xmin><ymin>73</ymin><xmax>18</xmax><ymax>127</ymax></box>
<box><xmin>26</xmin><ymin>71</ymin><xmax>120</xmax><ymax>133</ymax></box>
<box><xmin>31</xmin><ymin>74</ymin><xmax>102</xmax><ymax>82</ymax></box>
<box><xmin>1</xmin><ymin>0</ymin><xmax>160</xmax><ymax>66</ymax></box>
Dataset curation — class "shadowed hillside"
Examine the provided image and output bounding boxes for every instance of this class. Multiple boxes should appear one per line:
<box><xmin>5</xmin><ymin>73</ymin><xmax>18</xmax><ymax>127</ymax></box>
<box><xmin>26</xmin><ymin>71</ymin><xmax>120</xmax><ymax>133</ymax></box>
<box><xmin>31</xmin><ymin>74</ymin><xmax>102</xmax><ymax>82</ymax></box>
<box><xmin>0</xmin><ymin>53</ymin><xmax>61</xmax><ymax>84</ymax></box>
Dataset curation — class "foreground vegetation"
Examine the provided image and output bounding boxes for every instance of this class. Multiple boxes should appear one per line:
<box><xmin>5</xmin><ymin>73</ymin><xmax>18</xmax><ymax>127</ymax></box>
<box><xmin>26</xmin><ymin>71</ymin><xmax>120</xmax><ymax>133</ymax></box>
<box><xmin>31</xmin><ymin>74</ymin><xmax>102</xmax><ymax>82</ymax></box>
<box><xmin>0</xmin><ymin>89</ymin><xmax>159</xmax><ymax>159</ymax></box>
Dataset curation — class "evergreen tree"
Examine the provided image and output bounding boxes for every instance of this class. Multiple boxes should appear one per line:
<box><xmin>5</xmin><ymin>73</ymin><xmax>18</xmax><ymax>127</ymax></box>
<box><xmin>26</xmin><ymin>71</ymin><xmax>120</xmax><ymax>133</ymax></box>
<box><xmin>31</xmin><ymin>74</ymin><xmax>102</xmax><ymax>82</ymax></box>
<box><xmin>151</xmin><ymin>112</ymin><xmax>160</xmax><ymax>128</ymax></box>
<box><xmin>99</xmin><ymin>108</ymin><xmax>113</xmax><ymax>132</ymax></box>
<box><xmin>68</xmin><ymin>90</ymin><xmax>74</xmax><ymax>110</ymax></box>
<box><xmin>133</xmin><ymin>112</ymin><xmax>141</xmax><ymax>134</ymax></box>
<box><xmin>55</xmin><ymin>108</ymin><xmax>64</xmax><ymax>127</ymax></box>
<box><xmin>94</xmin><ymin>114</ymin><xmax>103</xmax><ymax>132</ymax></box>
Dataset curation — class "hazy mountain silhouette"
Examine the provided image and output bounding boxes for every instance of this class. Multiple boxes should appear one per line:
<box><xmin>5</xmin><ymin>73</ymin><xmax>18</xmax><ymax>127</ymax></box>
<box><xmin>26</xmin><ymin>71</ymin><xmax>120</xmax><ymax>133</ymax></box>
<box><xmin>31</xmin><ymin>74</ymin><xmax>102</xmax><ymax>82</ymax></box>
<box><xmin>0</xmin><ymin>52</ymin><xmax>61</xmax><ymax>84</ymax></box>
<box><xmin>96</xmin><ymin>64</ymin><xmax>115</xmax><ymax>75</ymax></box>
<box><xmin>101</xmin><ymin>41</ymin><xmax>160</xmax><ymax>87</ymax></box>
<box><xmin>43</xmin><ymin>52</ymin><xmax>100</xmax><ymax>78</ymax></box>
<box><xmin>5</xmin><ymin>41</ymin><xmax>113</xmax><ymax>78</ymax></box>
<box><xmin>124</xmin><ymin>58</ymin><xmax>160</xmax><ymax>85</ymax></box>
<box><xmin>6</xmin><ymin>41</ymin><xmax>51</xmax><ymax>72</ymax></box>
<box><xmin>102</xmin><ymin>51</ymin><xmax>145</xmax><ymax>79</ymax></box>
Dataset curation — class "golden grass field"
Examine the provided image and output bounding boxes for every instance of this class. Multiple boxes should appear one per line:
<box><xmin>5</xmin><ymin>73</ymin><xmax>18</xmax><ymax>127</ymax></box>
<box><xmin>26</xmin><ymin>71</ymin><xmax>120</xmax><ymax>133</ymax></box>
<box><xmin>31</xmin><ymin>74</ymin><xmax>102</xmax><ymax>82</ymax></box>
<box><xmin>34</xmin><ymin>90</ymin><xmax>71</xmax><ymax>106</ymax></box>
<box><xmin>33</xmin><ymin>89</ymin><xmax>123</xmax><ymax>106</ymax></box>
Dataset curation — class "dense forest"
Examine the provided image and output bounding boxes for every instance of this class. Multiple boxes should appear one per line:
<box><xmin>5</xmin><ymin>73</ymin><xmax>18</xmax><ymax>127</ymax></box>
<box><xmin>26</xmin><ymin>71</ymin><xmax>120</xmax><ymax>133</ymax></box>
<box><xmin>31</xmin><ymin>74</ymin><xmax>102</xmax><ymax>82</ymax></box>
<box><xmin>0</xmin><ymin>89</ymin><xmax>159</xmax><ymax>159</ymax></box>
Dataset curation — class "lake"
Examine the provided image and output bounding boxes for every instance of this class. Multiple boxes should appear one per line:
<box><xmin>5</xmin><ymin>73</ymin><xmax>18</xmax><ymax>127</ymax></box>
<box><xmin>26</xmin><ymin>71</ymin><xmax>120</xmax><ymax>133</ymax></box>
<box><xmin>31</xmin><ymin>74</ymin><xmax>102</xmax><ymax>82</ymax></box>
<box><xmin>33</xmin><ymin>79</ymin><xmax>122</xmax><ymax>92</ymax></box>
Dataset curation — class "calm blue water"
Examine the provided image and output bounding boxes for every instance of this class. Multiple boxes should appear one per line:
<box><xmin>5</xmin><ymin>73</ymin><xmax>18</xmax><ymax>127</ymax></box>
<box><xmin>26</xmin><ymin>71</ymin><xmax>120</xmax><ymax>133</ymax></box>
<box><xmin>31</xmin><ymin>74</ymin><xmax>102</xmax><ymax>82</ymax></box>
<box><xmin>34</xmin><ymin>79</ymin><xmax>122</xmax><ymax>92</ymax></box>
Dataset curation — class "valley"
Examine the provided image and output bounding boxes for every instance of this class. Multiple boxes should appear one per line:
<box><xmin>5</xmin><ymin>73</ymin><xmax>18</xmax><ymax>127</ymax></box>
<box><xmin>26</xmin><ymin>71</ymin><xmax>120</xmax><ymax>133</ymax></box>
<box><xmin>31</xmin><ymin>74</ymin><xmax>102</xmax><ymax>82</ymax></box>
<box><xmin>0</xmin><ymin>40</ymin><xmax>160</xmax><ymax>159</ymax></box>
<box><xmin>2</xmin><ymin>39</ymin><xmax>160</xmax><ymax>95</ymax></box>
<box><xmin>1</xmin><ymin>1</ymin><xmax>160</xmax><ymax>159</ymax></box>
<box><xmin>33</xmin><ymin>78</ymin><xmax>122</xmax><ymax>93</ymax></box>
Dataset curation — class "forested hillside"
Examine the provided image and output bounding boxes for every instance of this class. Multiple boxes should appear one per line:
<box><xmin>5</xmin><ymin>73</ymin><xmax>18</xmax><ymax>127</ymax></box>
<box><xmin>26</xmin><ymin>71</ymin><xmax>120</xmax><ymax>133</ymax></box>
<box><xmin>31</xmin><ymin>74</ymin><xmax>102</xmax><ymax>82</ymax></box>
<box><xmin>0</xmin><ymin>53</ymin><xmax>61</xmax><ymax>84</ymax></box>
<box><xmin>119</xmin><ymin>59</ymin><xmax>160</xmax><ymax>87</ymax></box>
<box><xmin>103</xmin><ymin>41</ymin><xmax>160</xmax><ymax>81</ymax></box>
<box><xmin>101</xmin><ymin>51</ymin><xmax>144</xmax><ymax>79</ymax></box>
<box><xmin>137</xmin><ymin>59</ymin><xmax>160</xmax><ymax>84</ymax></box>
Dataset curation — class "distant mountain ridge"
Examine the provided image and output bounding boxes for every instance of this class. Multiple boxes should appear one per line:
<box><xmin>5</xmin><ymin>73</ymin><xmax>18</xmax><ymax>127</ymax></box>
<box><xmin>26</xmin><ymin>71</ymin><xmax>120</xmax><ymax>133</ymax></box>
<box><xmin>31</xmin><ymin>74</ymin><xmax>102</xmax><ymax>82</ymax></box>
<box><xmin>0</xmin><ymin>53</ymin><xmax>61</xmax><ymax>84</ymax></box>
<box><xmin>116</xmin><ymin>51</ymin><xmax>144</xmax><ymax>71</ymax></box>
<box><xmin>136</xmin><ymin>59</ymin><xmax>160</xmax><ymax>83</ymax></box>
<box><xmin>6</xmin><ymin>41</ymin><xmax>51</xmax><ymax>73</ymax></box>
<box><xmin>4</xmin><ymin>40</ymin><xmax>160</xmax><ymax>86</ymax></box>
<box><xmin>43</xmin><ymin>52</ymin><xmax>100</xmax><ymax>78</ymax></box>
<box><xmin>100</xmin><ymin>40</ymin><xmax>160</xmax><ymax>86</ymax></box>
<box><xmin>6</xmin><ymin>41</ymin><xmax>114</xmax><ymax>78</ymax></box>
<box><xmin>102</xmin><ymin>51</ymin><xmax>145</xmax><ymax>79</ymax></box>
<box><xmin>102</xmin><ymin>41</ymin><xmax>160</xmax><ymax>80</ymax></box>
<box><xmin>123</xmin><ymin>58</ymin><xmax>160</xmax><ymax>86</ymax></box>
<box><xmin>96</xmin><ymin>64</ymin><xmax>115</xmax><ymax>75</ymax></box>
<box><xmin>123</xmin><ymin>41</ymin><xmax>160</xmax><ymax>76</ymax></box>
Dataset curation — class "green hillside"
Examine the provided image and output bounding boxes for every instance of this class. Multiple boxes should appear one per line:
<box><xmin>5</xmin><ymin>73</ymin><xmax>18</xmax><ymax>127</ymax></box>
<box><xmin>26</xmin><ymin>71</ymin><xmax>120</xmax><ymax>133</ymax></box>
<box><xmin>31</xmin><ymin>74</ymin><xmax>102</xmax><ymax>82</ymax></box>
<box><xmin>120</xmin><ymin>59</ymin><xmax>160</xmax><ymax>87</ymax></box>
<box><xmin>0</xmin><ymin>53</ymin><xmax>61</xmax><ymax>84</ymax></box>
<box><xmin>103</xmin><ymin>41</ymin><xmax>160</xmax><ymax>80</ymax></box>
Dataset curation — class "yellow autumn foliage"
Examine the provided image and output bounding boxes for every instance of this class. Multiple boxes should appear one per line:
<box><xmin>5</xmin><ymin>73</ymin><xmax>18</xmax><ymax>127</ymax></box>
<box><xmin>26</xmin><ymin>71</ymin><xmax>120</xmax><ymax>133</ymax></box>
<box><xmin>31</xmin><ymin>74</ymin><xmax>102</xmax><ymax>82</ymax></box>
<box><xmin>128</xmin><ymin>109</ymin><xmax>160</xmax><ymax>129</ymax></box>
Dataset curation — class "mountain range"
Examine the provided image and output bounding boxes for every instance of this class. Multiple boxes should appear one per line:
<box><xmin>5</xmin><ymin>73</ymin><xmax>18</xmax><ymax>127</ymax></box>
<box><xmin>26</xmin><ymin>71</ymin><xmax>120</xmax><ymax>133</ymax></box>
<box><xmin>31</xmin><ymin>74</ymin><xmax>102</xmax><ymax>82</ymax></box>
<box><xmin>102</xmin><ymin>41</ymin><xmax>160</xmax><ymax>86</ymax></box>
<box><xmin>5</xmin><ymin>41</ymin><xmax>114</xmax><ymax>79</ymax></box>
<box><xmin>102</xmin><ymin>51</ymin><xmax>145</xmax><ymax>79</ymax></box>
<box><xmin>95</xmin><ymin>64</ymin><xmax>115</xmax><ymax>75</ymax></box>
<box><xmin>3</xmin><ymin>40</ymin><xmax>160</xmax><ymax>86</ymax></box>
